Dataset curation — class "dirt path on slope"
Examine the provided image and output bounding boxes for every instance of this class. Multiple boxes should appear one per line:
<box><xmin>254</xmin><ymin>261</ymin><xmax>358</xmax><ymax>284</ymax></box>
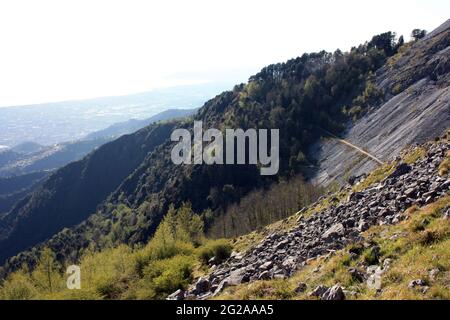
<box><xmin>320</xmin><ymin>128</ymin><xmax>385</xmax><ymax>165</ymax></box>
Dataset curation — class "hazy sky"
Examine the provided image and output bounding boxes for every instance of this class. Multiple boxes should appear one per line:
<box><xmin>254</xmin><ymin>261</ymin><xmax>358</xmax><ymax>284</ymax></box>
<box><xmin>0</xmin><ymin>0</ymin><xmax>448</xmax><ymax>107</ymax></box>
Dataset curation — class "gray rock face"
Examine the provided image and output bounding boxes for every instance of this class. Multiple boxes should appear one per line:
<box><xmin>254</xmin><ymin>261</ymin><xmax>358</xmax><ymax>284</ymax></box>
<box><xmin>322</xmin><ymin>223</ymin><xmax>345</xmax><ymax>241</ymax></box>
<box><xmin>310</xmin><ymin>285</ymin><xmax>329</xmax><ymax>298</ymax></box>
<box><xmin>171</xmin><ymin>141</ymin><xmax>450</xmax><ymax>300</ymax></box>
<box><xmin>195</xmin><ymin>278</ymin><xmax>210</xmax><ymax>294</ymax></box>
<box><xmin>166</xmin><ymin>289</ymin><xmax>185</xmax><ymax>300</ymax></box>
<box><xmin>309</xmin><ymin>20</ymin><xmax>450</xmax><ymax>187</ymax></box>
<box><xmin>322</xmin><ymin>285</ymin><xmax>346</xmax><ymax>300</ymax></box>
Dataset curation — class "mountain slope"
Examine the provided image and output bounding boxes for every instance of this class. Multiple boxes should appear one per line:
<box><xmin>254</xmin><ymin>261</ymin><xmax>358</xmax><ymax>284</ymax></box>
<box><xmin>1</xmin><ymin>23</ymin><xmax>449</xmax><ymax>276</ymax></box>
<box><xmin>310</xmin><ymin>19</ymin><xmax>450</xmax><ymax>186</ymax></box>
<box><xmin>0</xmin><ymin>108</ymin><xmax>197</xmax><ymax>178</ymax></box>
<box><xmin>0</xmin><ymin>122</ymin><xmax>177</xmax><ymax>264</ymax></box>
<box><xmin>0</xmin><ymin>172</ymin><xmax>49</xmax><ymax>215</ymax></box>
<box><xmin>0</xmin><ymin>109</ymin><xmax>197</xmax><ymax>216</ymax></box>
<box><xmin>85</xmin><ymin>108</ymin><xmax>196</xmax><ymax>140</ymax></box>
<box><xmin>184</xmin><ymin>138</ymin><xmax>450</xmax><ymax>299</ymax></box>
<box><xmin>0</xmin><ymin>137</ymin><xmax>447</xmax><ymax>300</ymax></box>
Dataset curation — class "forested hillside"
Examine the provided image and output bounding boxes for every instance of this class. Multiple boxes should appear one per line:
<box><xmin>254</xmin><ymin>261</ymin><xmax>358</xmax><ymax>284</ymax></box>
<box><xmin>0</xmin><ymin>123</ymin><xmax>177</xmax><ymax>264</ymax></box>
<box><xmin>0</xmin><ymin>30</ymin><xmax>404</xmax><ymax>273</ymax></box>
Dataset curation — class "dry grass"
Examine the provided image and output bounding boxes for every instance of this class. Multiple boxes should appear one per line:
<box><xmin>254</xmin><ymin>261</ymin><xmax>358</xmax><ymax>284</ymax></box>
<box><xmin>403</xmin><ymin>147</ymin><xmax>427</xmax><ymax>165</ymax></box>
<box><xmin>439</xmin><ymin>151</ymin><xmax>450</xmax><ymax>176</ymax></box>
<box><xmin>353</xmin><ymin>146</ymin><xmax>427</xmax><ymax>192</ymax></box>
<box><xmin>353</xmin><ymin>162</ymin><xmax>396</xmax><ymax>192</ymax></box>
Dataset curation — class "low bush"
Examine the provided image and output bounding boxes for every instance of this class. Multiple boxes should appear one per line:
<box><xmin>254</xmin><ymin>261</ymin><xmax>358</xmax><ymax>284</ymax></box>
<box><xmin>198</xmin><ymin>239</ymin><xmax>232</xmax><ymax>265</ymax></box>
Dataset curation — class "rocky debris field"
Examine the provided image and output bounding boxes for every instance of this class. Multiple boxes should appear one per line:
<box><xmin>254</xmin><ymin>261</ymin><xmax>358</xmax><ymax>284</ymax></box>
<box><xmin>168</xmin><ymin>141</ymin><xmax>450</xmax><ymax>300</ymax></box>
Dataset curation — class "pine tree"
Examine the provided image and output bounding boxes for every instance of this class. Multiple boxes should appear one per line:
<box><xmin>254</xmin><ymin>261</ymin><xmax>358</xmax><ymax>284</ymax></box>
<box><xmin>32</xmin><ymin>248</ymin><xmax>62</xmax><ymax>293</ymax></box>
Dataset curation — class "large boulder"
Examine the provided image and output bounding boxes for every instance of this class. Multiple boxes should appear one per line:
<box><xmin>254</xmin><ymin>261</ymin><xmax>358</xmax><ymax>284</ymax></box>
<box><xmin>195</xmin><ymin>278</ymin><xmax>211</xmax><ymax>294</ymax></box>
<box><xmin>322</xmin><ymin>285</ymin><xmax>346</xmax><ymax>300</ymax></box>
<box><xmin>166</xmin><ymin>289</ymin><xmax>185</xmax><ymax>300</ymax></box>
<box><xmin>258</xmin><ymin>271</ymin><xmax>271</xmax><ymax>280</ymax></box>
<box><xmin>226</xmin><ymin>268</ymin><xmax>247</xmax><ymax>285</ymax></box>
<box><xmin>388</xmin><ymin>163</ymin><xmax>412</xmax><ymax>179</ymax></box>
<box><xmin>309</xmin><ymin>285</ymin><xmax>329</xmax><ymax>298</ymax></box>
<box><xmin>322</xmin><ymin>223</ymin><xmax>345</xmax><ymax>241</ymax></box>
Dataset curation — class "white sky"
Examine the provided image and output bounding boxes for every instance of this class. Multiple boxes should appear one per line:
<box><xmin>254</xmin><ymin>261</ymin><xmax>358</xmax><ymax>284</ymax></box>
<box><xmin>0</xmin><ymin>0</ymin><xmax>448</xmax><ymax>107</ymax></box>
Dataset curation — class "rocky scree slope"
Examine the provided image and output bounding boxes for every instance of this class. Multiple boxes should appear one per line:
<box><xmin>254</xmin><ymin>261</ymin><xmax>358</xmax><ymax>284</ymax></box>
<box><xmin>172</xmin><ymin>140</ymin><xmax>450</xmax><ymax>300</ymax></box>
<box><xmin>310</xmin><ymin>19</ymin><xmax>450</xmax><ymax>186</ymax></box>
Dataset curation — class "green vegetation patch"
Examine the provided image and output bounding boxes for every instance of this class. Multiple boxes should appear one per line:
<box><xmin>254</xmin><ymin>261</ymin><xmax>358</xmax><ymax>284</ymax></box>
<box><xmin>0</xmin><ymin>203</ymin><xmax>231</xmax><ymax>300</ymax></box>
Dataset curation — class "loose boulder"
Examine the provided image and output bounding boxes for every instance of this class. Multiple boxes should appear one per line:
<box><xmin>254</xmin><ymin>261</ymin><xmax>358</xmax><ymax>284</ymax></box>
<box><xmin>195</xmin><ymin>278</ymin><xmax>210</xmax><ymax>294</ymax></box>
<box><xmin>322</xmin><ymin>285</ymin><xmax>346</xmax><ymax>300</ymax></box>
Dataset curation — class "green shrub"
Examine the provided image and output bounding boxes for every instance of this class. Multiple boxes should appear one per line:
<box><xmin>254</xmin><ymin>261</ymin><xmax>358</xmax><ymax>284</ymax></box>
<box><xmin>144</xmin><ymin>203</ymin><xmax>203</xmax><ymax>260</ymax></box>
<box><xmin>96</xmin><ymin>280</ymin><xmax>127</xmax><ymax>299</ymax></box>
<box><xmin>392</xmin><ymin>83</ymin><xmax>402</xmax><ymax>95</ymax></box>
<box><xmin>363</xmin><ymin>246</ymin><xmax>380</xmax><ymax>265</ymax></box>
<box><xmin>140</xmin><ymin>255</ymin><xmax>195</xmax><ymax>299</ymax></box>
<box><xmin>198</xmin><ymin>239</ymin><xmax>232</xmax><ymax>265</ymax></box>
<box><xmin>0</xmin><ymin>270</ymin><xmax>37</xmax><ymax>300</ymax></box>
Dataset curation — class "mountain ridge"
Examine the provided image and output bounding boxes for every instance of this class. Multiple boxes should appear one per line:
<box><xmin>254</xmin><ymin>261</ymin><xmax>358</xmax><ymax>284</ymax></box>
<box><xmin>0</xmin><ymin>21</ymin><xmax>449</xmax><ymax>277</ymax></box>
<box><xmin>0</xmin><ymin>122</ymin><xmax>177</xmax><ymax>263</ymax></box>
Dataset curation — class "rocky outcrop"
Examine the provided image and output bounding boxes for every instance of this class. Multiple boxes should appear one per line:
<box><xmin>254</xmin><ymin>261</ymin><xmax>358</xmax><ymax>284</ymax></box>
<box><xmin>170</xmin><ymin>141</ymin><xmax>449</xmax><ymax>299</ymax></box>
<box><xmin>309</xmin><ymin>19</ymin><xmax>450</xmax><ymax>186</ymax></box>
